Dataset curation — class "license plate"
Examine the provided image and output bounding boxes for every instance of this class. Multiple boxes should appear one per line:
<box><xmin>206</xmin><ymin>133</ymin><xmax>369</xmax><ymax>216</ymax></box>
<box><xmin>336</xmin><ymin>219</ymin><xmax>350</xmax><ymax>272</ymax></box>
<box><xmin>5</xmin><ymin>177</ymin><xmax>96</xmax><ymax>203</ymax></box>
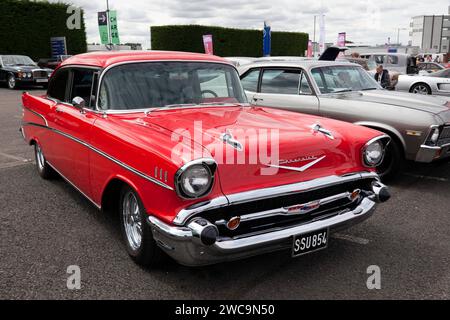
<box><xmin>292</xmin><ymin>228</ymin><xmax>329</xmax><ymax>257</ymax></box>
<box><xmin>35</xmin><ymin>78</ymin><xmax>48</xmax><ymax>83</ymax></box>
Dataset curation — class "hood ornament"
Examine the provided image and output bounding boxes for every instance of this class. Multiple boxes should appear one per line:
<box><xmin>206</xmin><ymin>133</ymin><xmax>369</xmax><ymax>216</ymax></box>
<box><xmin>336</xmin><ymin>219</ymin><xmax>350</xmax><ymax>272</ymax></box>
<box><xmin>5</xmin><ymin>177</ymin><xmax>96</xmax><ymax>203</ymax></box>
<box><xmin>268</xmin><ymin>155</ymin><xmax>326</xmax><ymax>172</ymax></box>
<box><xmin>311</xmin><ymin>123</ymin><xmax>334</xmax><ymax>140</ymax></box>
<box><xmin>221</xmin><ymin>131</ymin><xmax>243</xmax><ymax>151</ymax></box>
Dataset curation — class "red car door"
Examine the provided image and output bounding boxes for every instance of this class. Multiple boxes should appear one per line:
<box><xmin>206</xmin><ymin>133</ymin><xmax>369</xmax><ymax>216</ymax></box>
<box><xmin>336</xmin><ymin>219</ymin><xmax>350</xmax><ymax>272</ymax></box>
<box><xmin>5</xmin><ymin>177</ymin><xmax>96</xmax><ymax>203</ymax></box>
<box><xmin>49</xmin><ymin>68</ymin><xmax>98</xmax><ymax>198</ymax></box>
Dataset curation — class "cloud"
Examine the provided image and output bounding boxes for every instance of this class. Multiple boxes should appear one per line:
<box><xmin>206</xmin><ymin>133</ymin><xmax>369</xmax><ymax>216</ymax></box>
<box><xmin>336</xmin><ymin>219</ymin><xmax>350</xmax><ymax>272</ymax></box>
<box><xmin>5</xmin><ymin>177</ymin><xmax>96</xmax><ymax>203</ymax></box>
<box><xmin>49</xmin><ymin>0</ymin><xmax>449</xmax><ymax>50</ymax></box>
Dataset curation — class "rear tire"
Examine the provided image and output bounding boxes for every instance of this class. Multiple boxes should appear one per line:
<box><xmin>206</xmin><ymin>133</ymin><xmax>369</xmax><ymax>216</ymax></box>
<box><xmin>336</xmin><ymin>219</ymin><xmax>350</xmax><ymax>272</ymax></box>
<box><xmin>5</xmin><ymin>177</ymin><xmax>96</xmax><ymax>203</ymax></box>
<box><xmin>375</xmin><ymin>138</ymin><xmax>403</xmax><ymax>181</ymax></box>
<box><xmin>119</xmin><ymin>185</ymin><xmax>165</xmax><ymax>267</ymax></box>
<box><xmin>34</xmin><ymin>143</ymin><xmax>55</xmax><ymax>179</ymax></box>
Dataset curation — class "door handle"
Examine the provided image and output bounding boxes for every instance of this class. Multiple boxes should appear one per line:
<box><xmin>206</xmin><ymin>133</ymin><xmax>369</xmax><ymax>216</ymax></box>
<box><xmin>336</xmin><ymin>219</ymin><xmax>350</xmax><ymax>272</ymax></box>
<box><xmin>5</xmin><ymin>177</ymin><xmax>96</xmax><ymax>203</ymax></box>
<box><xmin>252</xmin><ymin>97</ymin><xmax>264</xmax><ymax>102</ymax></box>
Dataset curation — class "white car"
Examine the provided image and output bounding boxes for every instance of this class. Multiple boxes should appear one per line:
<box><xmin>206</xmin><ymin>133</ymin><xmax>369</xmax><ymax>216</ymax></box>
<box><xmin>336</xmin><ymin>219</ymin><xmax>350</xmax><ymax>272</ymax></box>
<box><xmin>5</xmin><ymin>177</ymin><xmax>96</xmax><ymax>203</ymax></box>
<box><xmin>395</xmin><ymin>68</ymin><xmax>450</xmax><ymax>96</ymax></box>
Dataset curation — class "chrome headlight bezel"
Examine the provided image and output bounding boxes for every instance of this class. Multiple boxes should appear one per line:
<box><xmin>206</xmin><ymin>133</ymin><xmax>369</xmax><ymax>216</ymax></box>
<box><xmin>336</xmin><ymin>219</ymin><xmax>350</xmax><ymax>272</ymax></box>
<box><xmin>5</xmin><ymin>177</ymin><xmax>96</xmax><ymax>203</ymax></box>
<box><xmin>362</xmin><ymin>135</ymin><xmax>390</xmax><ymax>167</ymax></box>
<box><xmin>425</xmin><ymin>125</ymin><xmax>441</xmax><ymax>146</ymax></box>
<box><xmin>175</xmin><ymin>158</ymin><xmax>217</xmax><ymax>199</ymax></box>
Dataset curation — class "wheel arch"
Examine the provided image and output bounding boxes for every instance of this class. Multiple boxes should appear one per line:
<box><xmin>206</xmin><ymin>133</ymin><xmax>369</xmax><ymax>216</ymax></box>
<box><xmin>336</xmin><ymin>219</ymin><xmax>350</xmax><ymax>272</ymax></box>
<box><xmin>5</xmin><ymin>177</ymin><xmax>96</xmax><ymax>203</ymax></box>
<box><xmin>100</xmin><ymin>175</ymin><xmax>144</xmax><ymax>214</ymax></box>
<box><xmin>354</xmin><ymin>121</ymin><xmax>406</xmax><ymax>156</ymax></box>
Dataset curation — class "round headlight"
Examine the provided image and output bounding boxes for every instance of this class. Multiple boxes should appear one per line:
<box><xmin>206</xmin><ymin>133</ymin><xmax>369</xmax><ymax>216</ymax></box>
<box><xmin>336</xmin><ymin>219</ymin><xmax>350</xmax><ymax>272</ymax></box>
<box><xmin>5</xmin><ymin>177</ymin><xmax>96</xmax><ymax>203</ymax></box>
<box><xmin>363</xmin><ymin>140</ymin><xmax>384</xmax><ymax>167</ymax></box>
<box><xmin>27</xmin><ymin>73</ymin><xmax>32</xmax><ymax>78</ymax></box>
<box><xmin>178</xmin><ymin>164</ymin><xmax>213</xmax><ymax>198</ymax></box>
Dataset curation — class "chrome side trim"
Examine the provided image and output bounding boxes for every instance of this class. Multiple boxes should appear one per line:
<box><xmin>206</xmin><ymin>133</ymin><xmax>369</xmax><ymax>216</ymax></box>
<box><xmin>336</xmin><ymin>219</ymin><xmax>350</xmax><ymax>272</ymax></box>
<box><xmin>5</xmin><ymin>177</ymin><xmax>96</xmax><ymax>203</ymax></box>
<box><xmin>46</xmin><ymin>161</ymin><xmax>101</xmax><ymax>210</ymax></box>
<box><xmin>173</xmin><ymin>171</ymin><xmax>379</xmax><ymax>225</ymax></box>
<box><xmin>23</xmin><ymin>106</ymin><xmax>48</xmax><ymax>127</ymax></box>
<box><xmin>22</xmin><ymin>122</ymin><xmax>174</xmax><ymax>191</ymax></box>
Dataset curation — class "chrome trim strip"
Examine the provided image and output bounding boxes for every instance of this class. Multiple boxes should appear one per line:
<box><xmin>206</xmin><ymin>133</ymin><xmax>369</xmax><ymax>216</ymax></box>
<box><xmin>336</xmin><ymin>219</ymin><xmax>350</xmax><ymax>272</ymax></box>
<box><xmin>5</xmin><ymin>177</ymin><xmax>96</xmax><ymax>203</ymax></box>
<box><xmin>22</xmin><ymin>122</ymin><xmax>174</xmax><ymax>191</ymax></box>
<box><xmin>46</xmin><ymin>161</ymin><xmax>101</xmax><ymax>210</ymax></box>
<box><xmin>23</xmin><ymin>106</ymin><xmax>48</xmax><ymax>127</ymax></box>
<box><xmin>173</xmin><ymin>171</ymin><xmax>379</xmax><ymax>225</ymax></box>
<box><xmin>267</xmin><ymin>155</ymin><xmax>326</xmax><ymax>172</ymax></box>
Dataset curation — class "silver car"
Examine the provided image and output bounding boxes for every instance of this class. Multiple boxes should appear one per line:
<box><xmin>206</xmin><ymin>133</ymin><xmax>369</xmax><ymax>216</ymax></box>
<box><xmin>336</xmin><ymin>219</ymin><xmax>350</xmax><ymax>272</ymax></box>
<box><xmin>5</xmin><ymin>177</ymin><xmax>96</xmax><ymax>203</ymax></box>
<box><xmin>238</xmin><ymin>60</ymin><xmax>450</xmax><ymax>179</ymax></box>
<box><xmin>395</xmin><ymin>68</ymin><xmax>450</xmax><ymax>96</ymax></box>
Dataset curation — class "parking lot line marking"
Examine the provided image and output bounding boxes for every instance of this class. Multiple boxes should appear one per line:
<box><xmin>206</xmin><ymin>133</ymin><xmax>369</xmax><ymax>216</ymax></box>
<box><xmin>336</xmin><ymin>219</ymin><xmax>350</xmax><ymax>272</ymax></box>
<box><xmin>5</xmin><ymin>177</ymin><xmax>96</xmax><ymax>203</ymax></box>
<box><xmin>402</xmin><ymin>172</ymin><xmax>449</xmax><ymax>182</ymax></box>
<box><xmin>0</xmin><ymin>160</ymin><xmax>33</xmax><ymax>170</ymax></box>
<box><xmin>0</xmin><ymin>151</ymin><xmax>28</xmax><ymax>162</ymax></box>
<box><xmin>332</xmin><ymin>233</ymin><xmax>370</xmax><ymax>245</ymax></box>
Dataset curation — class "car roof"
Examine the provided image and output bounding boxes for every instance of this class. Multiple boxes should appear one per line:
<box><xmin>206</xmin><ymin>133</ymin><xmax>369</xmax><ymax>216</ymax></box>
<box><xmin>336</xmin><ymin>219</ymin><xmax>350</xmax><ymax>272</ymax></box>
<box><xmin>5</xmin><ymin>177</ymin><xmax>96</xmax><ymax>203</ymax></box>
<box><xmin>59</xmin><ymin>50</ymin><xmax>230</xmax><ymax>68</ymax></box>
<box><xmin>238</xmin><ymin>60</ymin><xmax>357</xmax><ymax>72</ymax></box>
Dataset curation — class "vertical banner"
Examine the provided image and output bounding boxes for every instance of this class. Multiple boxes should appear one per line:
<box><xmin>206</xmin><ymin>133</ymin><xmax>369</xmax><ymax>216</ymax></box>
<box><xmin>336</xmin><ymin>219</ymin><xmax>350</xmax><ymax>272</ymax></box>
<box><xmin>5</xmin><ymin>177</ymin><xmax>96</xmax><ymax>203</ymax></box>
<box><xmin>109</xmin><ymin>10</ymin><xmax>120</xmax><ymax>45</ymax></box>
<box><xmin>98</xmin><ymin>11</ymin><xmax>109</xmax><ymax>44</ymax></box>
<box><xmin>202</xmin><ymin>34</ymin><xmax>214</xmax><ymax>55</ymax></box>
<box><xmin>263</xmin><ymin>21</ymin><xmax>271</xmax><ymax>57</ymax></box>
<box><xmin>307</xmin><ymin>40</ymin><xmax>313</xmax><ymax>57</ymax></box>
<box><xmin>318</xmin><ymin>14</ymin><xmax>326</xmax><ymax>55</ymax></box>
<box><xmin>337</xmin><ymin>32</ymin><xmax>346</xmax><ymax>47</ymax></box>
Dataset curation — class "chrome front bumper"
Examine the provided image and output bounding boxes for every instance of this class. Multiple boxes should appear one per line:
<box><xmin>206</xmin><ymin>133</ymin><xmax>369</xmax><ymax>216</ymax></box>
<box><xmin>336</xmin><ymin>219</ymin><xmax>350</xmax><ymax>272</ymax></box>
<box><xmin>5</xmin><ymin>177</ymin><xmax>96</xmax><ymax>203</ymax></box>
<box><xmin>147</xmin><ymin>196</ymin><xmax>381</xmax><ymax>267</ymax></box>
<box><xmin>415</xmin><ymin>143</ymin><xmax>450</xmax><ymax>162</ymax></box>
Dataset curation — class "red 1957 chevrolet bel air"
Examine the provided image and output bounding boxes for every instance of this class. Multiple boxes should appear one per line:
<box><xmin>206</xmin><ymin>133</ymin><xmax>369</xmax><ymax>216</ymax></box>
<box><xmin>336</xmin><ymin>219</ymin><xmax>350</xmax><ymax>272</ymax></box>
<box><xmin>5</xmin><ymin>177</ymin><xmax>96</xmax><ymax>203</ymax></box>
<box><xmin>21</xmin><ymin>51</ymin><xmax>390</xmax><ymax>267</ymax></box>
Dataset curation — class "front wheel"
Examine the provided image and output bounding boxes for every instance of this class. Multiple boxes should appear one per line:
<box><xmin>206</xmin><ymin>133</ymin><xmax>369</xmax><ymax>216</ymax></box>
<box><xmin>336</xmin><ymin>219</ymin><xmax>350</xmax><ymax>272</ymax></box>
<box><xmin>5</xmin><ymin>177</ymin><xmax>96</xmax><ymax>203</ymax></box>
<box><xmin>375</xmin><ymin>138</ymin><xmax>403</xmax><ymax>181</ymax></box>
<box><xmin>7</xmin><ymin>74</ymin><xmax>17</xmax><ymax>90</ymax></box>
<box><xmin>119</xmin><ymin>186</ymin><xmax>165</xmax><ymax>267</ymax></box>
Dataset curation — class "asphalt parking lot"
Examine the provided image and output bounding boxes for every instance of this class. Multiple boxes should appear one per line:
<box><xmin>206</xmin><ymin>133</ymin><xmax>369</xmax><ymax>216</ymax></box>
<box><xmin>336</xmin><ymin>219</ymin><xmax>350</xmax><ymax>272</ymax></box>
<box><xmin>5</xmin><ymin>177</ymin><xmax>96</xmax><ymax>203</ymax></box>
<box><xmin>0</xmin><ymin>87</ymin><xmax>449</xmax><ymax>300</ymax></box>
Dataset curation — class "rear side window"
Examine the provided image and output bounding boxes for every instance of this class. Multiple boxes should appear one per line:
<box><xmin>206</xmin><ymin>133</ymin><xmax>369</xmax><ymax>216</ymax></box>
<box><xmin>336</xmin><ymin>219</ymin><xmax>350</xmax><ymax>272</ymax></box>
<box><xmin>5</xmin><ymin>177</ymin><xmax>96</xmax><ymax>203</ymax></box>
<box><xmin>47</xmin><ymin>69</ymin><xmax>69</xmax><ymax>101</ymax></box>
<box><xmin>386</xmin><ymin>55</ymin><xmax>398</xmax><ymax>65</ymax></box>
<box><xmin>260</xmin><ymin>69</ymin><xmax>300</xmax><ymax>94</ymax></box>
<box><xmin>240</xmin><ymin>69</ymin><xmax>260</xmax><ymax>92</ymax></box>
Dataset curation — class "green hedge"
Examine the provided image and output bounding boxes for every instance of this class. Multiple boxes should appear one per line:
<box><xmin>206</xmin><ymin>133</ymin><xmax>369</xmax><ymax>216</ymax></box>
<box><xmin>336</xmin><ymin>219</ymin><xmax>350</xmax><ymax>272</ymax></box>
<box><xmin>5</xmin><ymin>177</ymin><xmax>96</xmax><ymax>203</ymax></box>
<box><xmin>151</xmin><ymin>25</ymin><xmax>308</xmax><ymax>57</ymax></box>
<box><xmin>0</xmin><ymin>0</ymin><xmax>87</xmax><ymax>60</ymax></box>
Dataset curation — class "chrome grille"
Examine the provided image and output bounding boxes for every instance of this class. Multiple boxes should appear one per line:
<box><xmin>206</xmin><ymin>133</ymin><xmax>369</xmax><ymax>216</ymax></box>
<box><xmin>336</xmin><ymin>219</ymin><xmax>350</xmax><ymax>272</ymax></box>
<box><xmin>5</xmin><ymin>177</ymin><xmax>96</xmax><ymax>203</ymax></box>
<box><xmin>33</xmin><ymin>70</ymin><xmax>47</xmax><ymax>78</ymax></box>
<box><xmin>438</xmin><ymin>126</ymin><xmax>450</xmax><ymax>145</ymax></box>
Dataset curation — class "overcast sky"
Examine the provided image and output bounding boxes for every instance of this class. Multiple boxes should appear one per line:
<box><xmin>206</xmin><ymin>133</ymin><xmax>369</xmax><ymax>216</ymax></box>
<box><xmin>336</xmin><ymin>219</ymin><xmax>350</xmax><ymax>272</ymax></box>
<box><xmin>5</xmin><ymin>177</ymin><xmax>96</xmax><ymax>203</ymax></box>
<box><xmin>51</xmin><ymin>0</ymin><xmax>449</xmax><ymax>50</ymax></box>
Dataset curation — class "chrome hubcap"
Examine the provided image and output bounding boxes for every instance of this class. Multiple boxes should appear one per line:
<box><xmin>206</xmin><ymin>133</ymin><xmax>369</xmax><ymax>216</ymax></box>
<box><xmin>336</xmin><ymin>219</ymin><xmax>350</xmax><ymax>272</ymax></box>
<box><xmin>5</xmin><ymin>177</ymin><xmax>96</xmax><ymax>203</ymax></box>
<box><xmin>122</xmin><ymin>191</ymin><xmax>142</xmax><ymax>250</ymax></box>
<box><xmin>413</xmin><ymin>85</ymin><xmax>429</xmax><ymax>94</ymax></box>
<box><xmin>8</xmin><ymin>76</ymin><xmax>15</xmax><ymax>88</ymax></box>
<box><xmin>36</xmin><ymin>145</ymin><xmax>45</xmax><ymax>171</ymax></box>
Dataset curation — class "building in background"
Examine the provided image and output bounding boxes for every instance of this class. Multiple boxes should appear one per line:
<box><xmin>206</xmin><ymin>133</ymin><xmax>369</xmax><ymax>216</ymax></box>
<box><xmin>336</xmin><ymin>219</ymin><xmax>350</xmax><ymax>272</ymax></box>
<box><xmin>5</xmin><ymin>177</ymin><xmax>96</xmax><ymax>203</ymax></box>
<box><xmin>410</xmin><ymin>6</ymin><xmax>450</xmax><ymax>53</ymax></box>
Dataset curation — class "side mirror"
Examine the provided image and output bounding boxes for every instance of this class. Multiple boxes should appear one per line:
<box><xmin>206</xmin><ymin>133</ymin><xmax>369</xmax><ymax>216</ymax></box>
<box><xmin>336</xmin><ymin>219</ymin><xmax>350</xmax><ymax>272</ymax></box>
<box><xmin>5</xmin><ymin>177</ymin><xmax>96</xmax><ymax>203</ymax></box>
<box><xmin>72</xmin><ymin>96</ymin><xmax>86</xmax><ymax>110</ymax></box>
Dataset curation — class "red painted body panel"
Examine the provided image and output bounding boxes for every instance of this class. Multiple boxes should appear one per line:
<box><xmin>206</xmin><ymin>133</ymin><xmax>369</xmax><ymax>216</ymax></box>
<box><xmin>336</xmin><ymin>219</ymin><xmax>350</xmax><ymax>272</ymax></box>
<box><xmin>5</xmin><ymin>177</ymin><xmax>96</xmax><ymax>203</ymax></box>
<box><xmin>21</xmin><ymin>51</ymin><xmax>383</xmax><ymax>226</ymax></box>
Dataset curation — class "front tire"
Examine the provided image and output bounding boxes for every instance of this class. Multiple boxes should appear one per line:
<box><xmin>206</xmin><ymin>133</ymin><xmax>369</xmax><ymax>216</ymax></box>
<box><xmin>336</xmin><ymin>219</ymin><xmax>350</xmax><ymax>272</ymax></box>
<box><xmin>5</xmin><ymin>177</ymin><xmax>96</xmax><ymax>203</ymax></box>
<box><xmin>34</xmin><ymin>143</ymin><xmax>55</xmax><ymax>179</ymax></box>
<box><xmin>7</xmin><ymin>74</ymin><xmax>17</xmax><ymax>90</ymax></box>
<box><xmin>410</xmin><ymin>83</ymin><xmax>431</xmax><ymax>95</ymax></box>
<box><xmin>375</xmin><ymin>138</ymin><xmax>403</xmax><ymax>181</ymax></box>
<box><xmin>119</xmin><ymin>186</ymin><xmax>165</xmax><ymax>267</ymax></box>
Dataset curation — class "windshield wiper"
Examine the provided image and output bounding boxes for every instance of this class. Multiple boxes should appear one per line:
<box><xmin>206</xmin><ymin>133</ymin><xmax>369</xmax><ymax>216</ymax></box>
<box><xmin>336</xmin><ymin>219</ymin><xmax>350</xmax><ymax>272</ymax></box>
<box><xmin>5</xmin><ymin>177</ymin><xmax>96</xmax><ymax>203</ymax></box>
<box><xmin>332</xmin><ymin>88</ymin><xmax>353</xmax><ymax>93</ymax></box>
<box><xmin>144</xmin><ymin>103</ymin><xmax>199</xmax><ymax>115</ymax></box>
<box><xmin>360</xmin><ymin>87</ymin><xmax>378</xmax><ymax>91</ymax></box>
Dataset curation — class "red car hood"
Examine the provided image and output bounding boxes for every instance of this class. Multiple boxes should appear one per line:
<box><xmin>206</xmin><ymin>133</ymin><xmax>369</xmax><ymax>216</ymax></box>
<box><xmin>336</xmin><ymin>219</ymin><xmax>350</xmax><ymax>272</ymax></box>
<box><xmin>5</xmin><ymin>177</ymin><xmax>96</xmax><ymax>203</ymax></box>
<box><xmin>141</xmin><ymin>105</ymin><xmax>381</xmax><ymax>195</ymax></box>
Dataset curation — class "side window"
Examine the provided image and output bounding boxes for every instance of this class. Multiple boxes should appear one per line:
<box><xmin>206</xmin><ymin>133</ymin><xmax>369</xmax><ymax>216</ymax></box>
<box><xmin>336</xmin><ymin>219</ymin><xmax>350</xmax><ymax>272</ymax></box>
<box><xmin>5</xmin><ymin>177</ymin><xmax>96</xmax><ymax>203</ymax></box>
<box><xmin>240</xmin><ymin>69</ymin><xmax>260</xmax><ymax>92</ymax></box>
<box><xmin>69</xmin><ymin>69</ymin><xmax>95</xmax><ymax>108</ymax></box>
<box><xmin>260</xmin><ymin>69</ymin><xmax>300</xmax><ymax>94</ymax></box>
<box><xmin>374</xmin><ymin>55</ymin><xmax>385</xmax><ymax>64</ymax></box>
<box><xmin>299</xmin><ymin>72</ymin><xmax>312</xmax><ymax>95</ymax></box>
<box><xmin>47</xmin><ymin>69</ymin><xmax>69</xmax><ymax>101</ymax></box>
<box><xmin>311</xmin><ymin>69</ymin><xmax>325</xmax><ymax>92</ymax></box>
<box><xmin>386</xmin><ymin>55</ymin><xmax>398</xmax><ymax>65</ymax></box>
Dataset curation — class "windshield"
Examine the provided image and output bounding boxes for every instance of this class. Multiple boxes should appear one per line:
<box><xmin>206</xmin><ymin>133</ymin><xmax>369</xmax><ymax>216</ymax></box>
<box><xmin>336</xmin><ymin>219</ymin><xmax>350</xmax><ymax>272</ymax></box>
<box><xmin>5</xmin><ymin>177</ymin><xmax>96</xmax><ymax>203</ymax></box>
<box><xmin>99</xmin><ymin>62</ymin><xmax>247</xmax><ymax>110</ymax></box>
<box><xmin>428</xmin><ymin>69</ymin><xmax>450</xmax><ymax>78</ymax></box>
<box><xmin>1</xmin><ymin>55</ymin><xmax>36</xmax><ymax>66</ymax></box>
<box><xmin>311</xmin><ymin>65</ymin><xmax>380</xmax><ymax>94</ymax></box>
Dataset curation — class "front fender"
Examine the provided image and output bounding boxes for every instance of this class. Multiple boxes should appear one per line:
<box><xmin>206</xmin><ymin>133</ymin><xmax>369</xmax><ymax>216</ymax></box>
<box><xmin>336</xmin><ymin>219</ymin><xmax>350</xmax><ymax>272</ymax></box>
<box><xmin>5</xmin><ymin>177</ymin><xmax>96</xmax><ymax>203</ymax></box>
<box><xmin>353</xmin><ymin>121</ymin><xmax>406</xmax><ymax>151</ymax></box>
